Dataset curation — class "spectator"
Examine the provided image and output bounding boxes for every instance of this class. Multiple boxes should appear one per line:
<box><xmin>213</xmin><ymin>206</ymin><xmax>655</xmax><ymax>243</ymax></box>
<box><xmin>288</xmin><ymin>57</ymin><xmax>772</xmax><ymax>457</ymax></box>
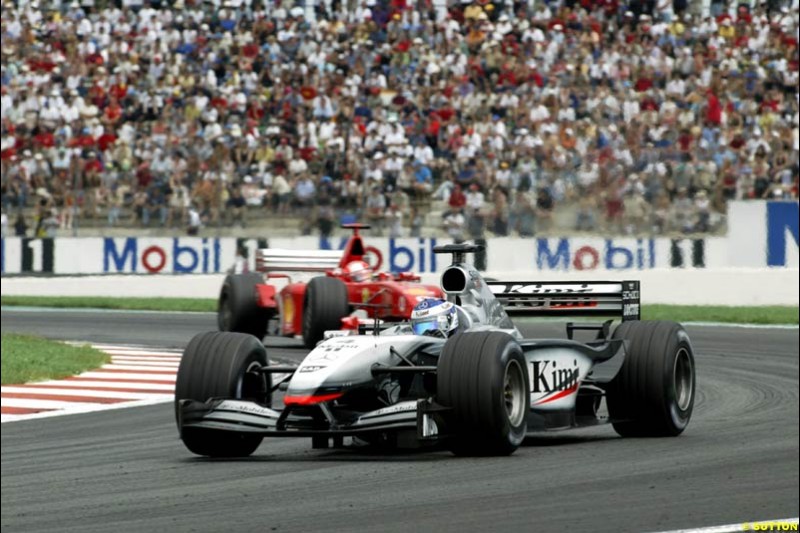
<box><xmin>293</xmin><ymin>176</ymin><xmax>316</xmax><ymax>211</ymax></box>
<box><xmin>315</xmin><ymin>193</ymin><xmax>335</xmax><ymax>238</ymax></box>
<box><xmin>365</xmin><ymin>186</ymin><xmax>388</xmax><ymax>236</ymax></box>
<box><xmin>227</xmin><ymin>187</ymin><xmax>247</xmax><ymax>228</ymax></box>
<box><xmin>694</xmin><ymin>190</ymin><xmax>711</xmax><ymax>233</ymax></box>
<box><xmin>272</xmin><ymin>174</ymin><xmax>292</xmax><ymax>215</ymax></box>
<box><xmin>409</xmin><ymin>206</ymin><xmax>424</xmax><ymax>238</ymax></box>
<box><xmin>14</xmin><ymin>212</ymin><xmax>27</xmax><ymax>237</ymax></box>
<box><xmin>511</xmin><ymin>190</ymin><xmax>536</xmax><ymax>238</ymax></box>
<box><xmin>623</xmin><ymin>190</ymin><xmax>650</xmax><ymax>235</ymax></box>
<box><xmin>443</xmin><ymin>205</ymin><xmax>467</xmax><ymax>243</ymax></box>
<box><xmin>168</xmin><ymin>177</ymin><xmax>190</xmax><ymax>228</ymax></box>
<box><xmin>412</xmin><ymin>160</ymin><xmax>434</xmax><ymax>197</ymax></box>
<box><xmin>652</xmin><ymin>193</ymin><xmax>672</xmax><ymax>234</ymax></box>
<box><xmin>672</xmin><ymin>187</ymin><xmax>695</xmax><ymax>233</ymax></box>
<box><xmin>293</xmin><ymin>174</ymin><xmax>316</xmax><ymax>235</ymax></box>
<box><xmin>465</xmin><ymin>183</ymin><xmax>486</xmax><ymax>239</ymax></box>
<box><xmin>106</xmin><ymin>185</ymin><xmax>123</xmax><ymax>228</ymax></box>
<box><xmin>0</xmin><ymin>0</ymin><xmax>795</xmax><ymax>238</ymax></box>
<box><xmin>386</xmin><ymin>203</ymin><xmax>404</xmax><ymax>238</ymax></box>
<box><xmin>575</xmin><ymin>196</ymin><xmax>598</xmax><ymax>232</ymax></box>
<box><xmin>187</xmin><ymin>204</ymin><xmax>202</xmax><ymax>236</ymax></box>
<box><xmin>490</xmin><ymin>188</ymin><xmax>510</xmax><ymax>236</ymax></box>
<box><xmin>448</xmin><ymin>184</ymin><xmax>467</xmax><ymax>212</ymax></box>
<box><xmin>535</xmin><ymin>188</ymin><xmax>555</xmax><ymax>233</ymax></box>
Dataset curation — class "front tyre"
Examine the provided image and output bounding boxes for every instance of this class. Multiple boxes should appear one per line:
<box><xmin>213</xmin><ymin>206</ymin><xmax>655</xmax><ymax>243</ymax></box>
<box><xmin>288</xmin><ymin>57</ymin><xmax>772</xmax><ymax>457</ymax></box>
<box><xmin>605</xmin><ymin>321</ymin><xmax>696</xmax><ymax>437</ymax></box>
<box><xmin>175</xmin><ymin>332</ymin><xmax>271</xmax><ymax>457</ymax></box>
<box><xmin>437</xmin><ymin>331</ymin><xmax>529</xmax><ymax>456</ymax></box>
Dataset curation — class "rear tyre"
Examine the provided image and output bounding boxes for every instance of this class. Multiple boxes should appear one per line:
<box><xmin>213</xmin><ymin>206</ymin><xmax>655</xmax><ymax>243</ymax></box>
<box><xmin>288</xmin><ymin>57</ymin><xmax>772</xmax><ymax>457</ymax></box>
<box><xmin>605</xmin><ymin>321</ymin><xmax>695</xmax><ymax>437</ymax></box>
<box><xmin>437</xmin><ymin>331</ymin><xmax>529</xmax><ymax>456</ymax></box>
<box><xmin>217</xmin><ymin>273</ymin><xmax>270</xmax><ymax>340</ymax></box>
<box><xmin>301</xmin><ymin>276</ymin><xmax>349</xmax><ymax>349</ymax></box>
<box><xmin>175</xmin><ymin>332</ymin><xmax>271</xmax><ymax>457</ymax></box>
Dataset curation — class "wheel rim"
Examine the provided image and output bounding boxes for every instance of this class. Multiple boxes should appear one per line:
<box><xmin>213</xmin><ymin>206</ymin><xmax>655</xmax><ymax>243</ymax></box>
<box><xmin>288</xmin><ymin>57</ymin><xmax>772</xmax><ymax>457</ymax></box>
<box><xmin>504</xmin><ymin>359</ymin><xmax>526</xmax><ymax>427</ymax></box>
<box><xmin>673</xmin><ymin>347</ymin><xmax>693</xmax><ymax>412</ymax></box>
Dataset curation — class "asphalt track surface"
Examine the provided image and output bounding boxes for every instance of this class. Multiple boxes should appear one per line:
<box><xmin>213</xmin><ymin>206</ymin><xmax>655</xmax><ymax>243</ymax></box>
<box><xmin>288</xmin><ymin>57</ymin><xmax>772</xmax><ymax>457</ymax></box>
<box><xmin>1</xmin><ymin>308</ymin><xmax>798</xmax><ymax>533</ymax></box>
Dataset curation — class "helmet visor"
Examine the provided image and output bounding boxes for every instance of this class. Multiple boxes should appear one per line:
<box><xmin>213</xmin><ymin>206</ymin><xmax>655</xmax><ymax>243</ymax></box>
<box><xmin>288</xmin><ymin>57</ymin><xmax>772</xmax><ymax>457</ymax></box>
<box><xmin>412</xmin><ymin>317</ymin><xmax>442</xmax><ymax>336</ymax></box>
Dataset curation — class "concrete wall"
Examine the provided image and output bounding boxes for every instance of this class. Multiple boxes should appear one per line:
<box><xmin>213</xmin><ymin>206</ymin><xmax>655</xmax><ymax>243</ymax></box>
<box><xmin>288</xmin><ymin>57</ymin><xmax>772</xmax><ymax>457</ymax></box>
<box><xmin>1</xmin><ymin>268</ymin><xmax>796</xmax><ymax>306</ymax></box>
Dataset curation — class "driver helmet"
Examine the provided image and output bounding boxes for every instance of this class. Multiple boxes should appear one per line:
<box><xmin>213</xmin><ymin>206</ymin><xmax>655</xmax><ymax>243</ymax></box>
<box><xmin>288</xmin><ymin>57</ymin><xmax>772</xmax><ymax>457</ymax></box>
<box><xmin>411</xmin><ymin>298</ymin><xmax>459</xmax><ymax>338</ymax></box>
<box><xmin>344</xmin><ymin>260</ymin><xmax>372</xmax><ymax>282</ymax></box>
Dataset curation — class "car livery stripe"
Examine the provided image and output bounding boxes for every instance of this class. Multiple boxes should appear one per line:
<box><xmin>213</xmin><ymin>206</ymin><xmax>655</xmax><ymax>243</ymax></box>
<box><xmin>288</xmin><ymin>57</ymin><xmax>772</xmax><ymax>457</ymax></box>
<box><xmin>283</xmin><ymin>392</ymin><xmax>345</xmax><ymax>406</ymax></box>
<box><xmin>532</xmin><ymin>383</ymin><xmax>580</xmax><ymax>406</ymax></box>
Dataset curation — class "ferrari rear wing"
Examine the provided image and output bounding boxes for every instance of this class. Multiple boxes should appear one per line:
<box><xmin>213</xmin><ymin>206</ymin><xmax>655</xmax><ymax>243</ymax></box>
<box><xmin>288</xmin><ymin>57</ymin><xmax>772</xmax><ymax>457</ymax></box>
<box><xmin>255</xmin><ymin>249</ymin><xmax>343</xmax><ymax>273</ymax></box>
<box><xmin>486</xmin><ymin>280</ymin><xmax>641</xmax><ymax>321</ymax></box>
<box><xmin>254</xmin><ymin>224</ymin><xmax>380</xmax><ymax>273</ymax></box>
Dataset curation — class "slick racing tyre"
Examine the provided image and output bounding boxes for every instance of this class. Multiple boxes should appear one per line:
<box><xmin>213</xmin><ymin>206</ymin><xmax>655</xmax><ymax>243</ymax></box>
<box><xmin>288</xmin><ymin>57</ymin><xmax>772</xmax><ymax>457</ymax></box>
<box><xmin>605</xmin><ymin>321</ymin><xmax>696</xmax><ymax>437</ymax></box>
<box><xmin>175</xmin><ymin>332</ymin><xmax>270</xmax><ymax>457</ymax></box>
<box><xmin>301</xmin><ymin>276</ymin><xmax>349</xmax><ymax>349</ymax></box>
<box><xmin>218</xmin><ymin>273</ymin><xmax>271</xmax><ymax>340</ymax></box>
<box><xmin>437</xmin><ymin>331</ymin><xmax>529</xmax><ymax>456</ymax></box>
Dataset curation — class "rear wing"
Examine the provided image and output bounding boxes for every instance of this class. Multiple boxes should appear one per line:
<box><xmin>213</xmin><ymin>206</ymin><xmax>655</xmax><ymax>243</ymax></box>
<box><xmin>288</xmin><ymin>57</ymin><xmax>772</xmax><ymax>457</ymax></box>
<box><xmin>486</xmin><ymin>280</ymin><xmax>641</xmax><ymax>321</ymax></box>
<box><xmin>255</xmin><ymin>249</ymin><xmax>343</xmax><ymax>273</ymax></box>
<box><xmin>254</xmin><ymin>224</ymin><xmax>378</xmax><ymax>274</ymax></box>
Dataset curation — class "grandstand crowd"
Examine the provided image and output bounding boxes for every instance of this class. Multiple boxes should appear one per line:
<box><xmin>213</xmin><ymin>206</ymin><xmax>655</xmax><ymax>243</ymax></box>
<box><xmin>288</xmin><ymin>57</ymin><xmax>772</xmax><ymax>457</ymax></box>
<box><xmin>0</xmin><ymin>0</ymin><xmax>798</xmax><ymax>239</ymax></box>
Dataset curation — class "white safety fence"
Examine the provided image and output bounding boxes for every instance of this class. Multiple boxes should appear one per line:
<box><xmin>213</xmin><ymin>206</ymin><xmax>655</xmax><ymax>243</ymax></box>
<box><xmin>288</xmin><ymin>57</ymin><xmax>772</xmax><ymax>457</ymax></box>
<box><xmin>1</xmin><ymin>269</ymin><xmax>796</xmax><ymax>306</ymax></box>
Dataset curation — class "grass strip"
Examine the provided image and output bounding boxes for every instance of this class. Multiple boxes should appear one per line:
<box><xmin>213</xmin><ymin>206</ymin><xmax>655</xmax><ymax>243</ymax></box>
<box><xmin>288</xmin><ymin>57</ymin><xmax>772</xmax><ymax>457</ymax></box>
<box><xmin>1</xmin><ymin>295</ymin><xmax>217</xmax><ymax>313</ymax></box>
<box><xmin>2</xmin><ymin>296</ymin><xmax>796</xmax><ymax>325</ymax></box>
<box><xmin>1</xmin><ymin>333</ymin><xmax>109</xmax><ymax>385</ymax></box>
<box><xmin>642</xmin><ymin>304</ymin><xmax>797</xmax><ymax>325</ymax></box>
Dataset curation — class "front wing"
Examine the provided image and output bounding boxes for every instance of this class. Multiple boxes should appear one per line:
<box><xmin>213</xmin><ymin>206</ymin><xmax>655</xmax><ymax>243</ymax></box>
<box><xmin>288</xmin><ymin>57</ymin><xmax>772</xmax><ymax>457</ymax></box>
<box><xmin>178</xmin><ymin>398</ymin><xmax>446</xmax><ymax>440</ymax></box>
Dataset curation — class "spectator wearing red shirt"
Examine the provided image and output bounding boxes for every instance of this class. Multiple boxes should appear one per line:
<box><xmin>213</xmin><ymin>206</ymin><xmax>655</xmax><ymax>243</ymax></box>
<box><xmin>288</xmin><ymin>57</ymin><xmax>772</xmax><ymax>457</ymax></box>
<box><xmin>448</xmin><ymin>183</ymin><xmax>467</xmax><ymax>212</ymax></box>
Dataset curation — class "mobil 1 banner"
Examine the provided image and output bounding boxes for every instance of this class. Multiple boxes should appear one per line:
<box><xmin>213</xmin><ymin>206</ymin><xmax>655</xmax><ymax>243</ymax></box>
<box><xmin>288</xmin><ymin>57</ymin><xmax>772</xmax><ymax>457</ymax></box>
<box><xmin>523</xmin><ymin>237</ymin><xmax>710</xmax><ymax>272</ymax></box>
<box><xmin>1</xmin><ymin>235</ymin><xmax>719</xmax><ymax>276</ymax></box>
<box><xmin>0</xmin><ymin>238</ymin><xmax>54</xmax><ymax>275</ymax></box>
<box><xmin>1</xmin><ymin>237</ymin><xmax>241</xmax><ymax>276</ymax></box>
<box><xmin>669</xmin><ymin>238</ymin><xmax>706</xmax><ymax>268</ymax></box>
<box><xmin>317</xmin><ymin>236</ymin><xmax>707</xmax><ymax>273</ymax></box>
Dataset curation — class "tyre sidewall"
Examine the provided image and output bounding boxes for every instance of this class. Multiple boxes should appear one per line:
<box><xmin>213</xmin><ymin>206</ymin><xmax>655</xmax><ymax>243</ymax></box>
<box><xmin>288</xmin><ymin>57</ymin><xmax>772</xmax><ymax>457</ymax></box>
<box><xmin>175</xmin><ymin>332</ymin><xmax>269</xmax><ymax>457</ymax></box>
<box><xmin>484</xmin><ymin>341</ymin><xmax>528</xmax><ymax>449</ymax></box>
<box><xmin>217</xmin><ymin>273</ymin><xmax>268</xmax><ymax>338</ymax></box>
<box><xmin>175</xmin><ymin>332</ymin><xmax>270</xmax><ymax>422</ymax></box>
<box><xmin>661</xmin><ymin>328</ymin><xmax>695</xmax><ymax>433</ymax></box>
<box><xmin>301</xmin><ymin>276</ymin><xmax>349</xmax><ymax>348</ymax></box>
<box><xmin>217</xmin><ymin>285</ymin><xmax>232</xmax><ymax>331</ymax></box>
<box><xmin>608</xmin><ymin>321</ymin><xmax>696</xmax><ymax>437</ymax></box>
<box><xmin>438</xmin><ymin>332</ymin><xmax>529</xmax><ymax>455</ymax></box>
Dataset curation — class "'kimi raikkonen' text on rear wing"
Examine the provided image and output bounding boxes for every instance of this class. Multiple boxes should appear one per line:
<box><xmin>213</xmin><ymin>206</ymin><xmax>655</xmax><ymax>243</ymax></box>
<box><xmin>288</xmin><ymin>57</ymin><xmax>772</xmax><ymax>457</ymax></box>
<box><xmin>486</xmin><ymin>280</ymin><xmax>640</xmax><ymax>322</ymax></box>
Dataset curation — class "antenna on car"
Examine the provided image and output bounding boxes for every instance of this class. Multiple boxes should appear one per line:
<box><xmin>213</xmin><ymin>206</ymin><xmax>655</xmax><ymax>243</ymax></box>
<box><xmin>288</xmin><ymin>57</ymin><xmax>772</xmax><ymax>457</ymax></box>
<box><xmin>340</xmin><ymin>223</ymin><xmax>371</xmax><ymax>237</ymax></box>
<box><xmin>433</xmin><ymin>244</ymin><xmax>485</xmax><ymax>265</ymax></box>
<box><xmin>338</xmin><ymin>223</ymin><xmax>372</xmax><ymax>268</ymax></box>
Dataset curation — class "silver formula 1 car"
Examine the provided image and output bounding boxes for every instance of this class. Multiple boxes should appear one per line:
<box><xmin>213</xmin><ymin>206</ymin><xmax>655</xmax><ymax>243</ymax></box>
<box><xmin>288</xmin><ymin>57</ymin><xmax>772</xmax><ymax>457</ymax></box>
<box><xmin>175</xmin><ymin>245</ymin><xmax>696</xmax><ymax>457</ymax></box>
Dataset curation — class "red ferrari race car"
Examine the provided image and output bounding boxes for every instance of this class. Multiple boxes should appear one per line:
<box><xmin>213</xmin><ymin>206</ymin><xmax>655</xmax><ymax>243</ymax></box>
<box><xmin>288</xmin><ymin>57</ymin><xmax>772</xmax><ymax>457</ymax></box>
<box><xmin>218</xmin><ymin>224</ymin><xmax>444</xmax><ymax>348</ymax></box>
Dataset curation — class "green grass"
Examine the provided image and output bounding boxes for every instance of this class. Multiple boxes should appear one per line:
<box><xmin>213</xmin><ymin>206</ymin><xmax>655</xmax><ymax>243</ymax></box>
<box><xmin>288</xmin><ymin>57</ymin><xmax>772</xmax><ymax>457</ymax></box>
<box><xmin>1</xmin><ymin>334</ymin><xmax>109</xmax><ymax>385</ymax></box>
<box><xmin>1</xmin><ymin>295</ymin><xmax>797</xmax><ymax>325</ymax></box>
<box><xmin>642</xmin><ymin>305</ymin><xmax>797</xmax><ymax>325</ymax></box>
<box><xmin>1</xmin><ymin>295</ymin><xmax>217</xmax><ymax>313</ymax></box>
